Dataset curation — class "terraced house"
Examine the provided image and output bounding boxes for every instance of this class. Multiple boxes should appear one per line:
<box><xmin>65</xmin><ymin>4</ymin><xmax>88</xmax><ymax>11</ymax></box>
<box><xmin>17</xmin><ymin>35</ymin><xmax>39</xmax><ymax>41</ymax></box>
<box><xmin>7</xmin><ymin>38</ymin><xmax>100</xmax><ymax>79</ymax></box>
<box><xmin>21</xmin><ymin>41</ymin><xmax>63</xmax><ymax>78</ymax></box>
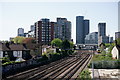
<box><xmin>0</xmin><ymin>43</ymin><xmax>32</xmax><ymax>61</ymax></box>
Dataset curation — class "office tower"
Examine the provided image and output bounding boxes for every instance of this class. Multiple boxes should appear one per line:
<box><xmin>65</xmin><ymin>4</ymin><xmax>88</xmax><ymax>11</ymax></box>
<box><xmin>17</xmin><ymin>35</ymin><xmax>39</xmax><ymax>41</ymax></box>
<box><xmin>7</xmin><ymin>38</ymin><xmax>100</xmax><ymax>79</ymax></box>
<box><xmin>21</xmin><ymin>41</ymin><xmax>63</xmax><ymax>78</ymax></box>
<box><xmin>99</xmin><ymin>36</ymin><xmax>109</xmax><ymax>44</ymax></box>
<box><xmin>115</xmin><ymin>32</ymin><xmax>120</xmax><ymax>39</ymax></box>
<box><xmin>109</xmin><ymin>37</ymin><xmax>113</xmax><ymax>43</ymax></box>
<box><xmin>28</xmin><ymin>25</ymin><xmax>35</xmax><ymax>37</ymax></box>
<box><xmin>76</xmin><ymin>16</ymin><xmax>90</xmax><ymax>44</ymax></box>
<box><xmin>98</xmin><ymin>23</ymin><xmax>109</xmax><ymax>45</ymax></box>
<box><xmin>85</xmin><ymin>32</ymin><xmax>98</xmax><ymax>44</ymax></box>
<box><xmin>18</xmin><ymin>28</ymin><xmax>24</xmax><ymax>36</ymax></box>
<box><xmin>98</xmin><ymin>23</ymin><xmax>106</xmax><ymax>36</ymax></box>
<box><xmin>30</xmin><ymin>25</ymin><xmax>35</xmax><ymax>31</ymax></box>
<box><xmin>54</xmin><ymin>18</ymin><xmax>71</xmax><ymax>41</ymax></box>
<box><xmin>35</xmin><ymin>18</ymin><xmax>54</xmax><ymax>45</ymax></box>
<box><xmin>84</xmin><ymin>20</ymin><xmax>89</xmax><ymax>37</ymax></box>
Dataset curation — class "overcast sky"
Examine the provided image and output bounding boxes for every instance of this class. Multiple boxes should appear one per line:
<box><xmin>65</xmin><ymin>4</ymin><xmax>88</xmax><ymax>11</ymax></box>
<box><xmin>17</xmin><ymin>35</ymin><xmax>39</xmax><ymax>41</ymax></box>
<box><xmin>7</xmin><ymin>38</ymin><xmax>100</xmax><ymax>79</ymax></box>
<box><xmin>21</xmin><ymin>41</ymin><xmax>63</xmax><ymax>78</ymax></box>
<box><xmin>0</xmin><ymin>1</ymin><xmax>118</xmax><ymax>43</ymax></box>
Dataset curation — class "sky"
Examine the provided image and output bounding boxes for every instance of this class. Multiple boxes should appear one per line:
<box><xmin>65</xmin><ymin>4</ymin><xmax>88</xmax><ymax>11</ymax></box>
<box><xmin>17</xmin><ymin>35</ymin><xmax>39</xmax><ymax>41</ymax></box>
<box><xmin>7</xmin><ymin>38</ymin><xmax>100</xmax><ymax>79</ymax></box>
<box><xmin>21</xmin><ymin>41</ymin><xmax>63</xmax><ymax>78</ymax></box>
<box><xmin>0</xmin><ymin>1</ymin><xmax>118</xmax><ymax>43</ymax></box>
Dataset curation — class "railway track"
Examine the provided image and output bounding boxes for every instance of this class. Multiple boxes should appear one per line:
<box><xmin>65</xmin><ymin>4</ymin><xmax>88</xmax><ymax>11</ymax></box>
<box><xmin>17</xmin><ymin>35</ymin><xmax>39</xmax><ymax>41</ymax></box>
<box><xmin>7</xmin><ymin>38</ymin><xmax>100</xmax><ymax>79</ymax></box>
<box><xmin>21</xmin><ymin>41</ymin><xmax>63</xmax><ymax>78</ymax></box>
<box><xmin>4</xmin><ymin>57</ymin><xmax>71</xmax><ymax>80</ymax></box>
<box><xmin>4</xmin><ymin>53</ymin><xmax>92</xmax><ymax>80</ymax></box>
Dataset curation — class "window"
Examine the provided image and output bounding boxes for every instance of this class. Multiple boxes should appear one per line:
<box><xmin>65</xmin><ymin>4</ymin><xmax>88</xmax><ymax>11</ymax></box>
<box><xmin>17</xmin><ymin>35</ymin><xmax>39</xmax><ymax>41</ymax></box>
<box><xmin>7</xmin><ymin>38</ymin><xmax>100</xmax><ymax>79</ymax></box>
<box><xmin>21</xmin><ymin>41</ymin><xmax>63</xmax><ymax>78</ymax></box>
<box><xmin>0</xmin><ymin>51</ymin><xmax>3</xmax><ymax>58</ymax></box>
<box><xmin>13</xmin><ymin>51</ymin><xmax>22</xmax><ymax>57</ymax></box>
<box><xmin>13</xmin><ymin>51</ymin><xmax>18</xmax><ymax>57</ymax></box>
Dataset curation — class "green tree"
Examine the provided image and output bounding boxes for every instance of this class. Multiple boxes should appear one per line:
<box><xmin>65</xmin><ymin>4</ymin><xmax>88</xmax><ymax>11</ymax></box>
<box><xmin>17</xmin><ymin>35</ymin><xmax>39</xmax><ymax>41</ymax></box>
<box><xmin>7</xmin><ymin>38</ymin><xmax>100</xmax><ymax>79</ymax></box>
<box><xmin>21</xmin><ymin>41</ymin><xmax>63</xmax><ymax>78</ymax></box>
<box><xmin>61</xmin><ymin>39</ymin><xmax>70</xmax><ymax>49</ymax></box>
<box><xmin>51</xmin><ymin>38</ymin><xmax>62</xmax><ymax>48</ymax></box>
<box><xmin>116</xmin><ymin>38</ymin><xmax>120</xmax><ymax>45</ymax></box>
<box><xmin>13</xmin><ymin>36</ymin><xmax>25</xmax><ymax>44</ymax></box>
<box><xmin>70</xmin><ymin>41</ymin><xmax>74</xmax><ymax>48</ymax></box>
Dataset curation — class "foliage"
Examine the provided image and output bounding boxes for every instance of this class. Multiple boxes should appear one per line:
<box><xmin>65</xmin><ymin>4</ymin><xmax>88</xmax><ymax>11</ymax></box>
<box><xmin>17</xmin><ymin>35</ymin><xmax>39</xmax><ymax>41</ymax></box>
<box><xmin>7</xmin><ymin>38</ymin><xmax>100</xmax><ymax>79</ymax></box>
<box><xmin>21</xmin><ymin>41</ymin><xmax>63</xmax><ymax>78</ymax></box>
<box><xmin>107</xmin><ymin>44</ymin><xmax>114</xmax><ymax>54</ymax></box>
<box><xmin>1</xmin><ymin>57</ymin><xmax>10</xmax><ymax>63</ymax></box>
<box><xmin>77</xmin><ymin>69</ymin><xmax>91</xmax><ymax>80</ymax></box>
<box><xmin>105</xmin><ymin>43</ymin><xmax>111</xmax><ymax>48</ymax></box>
<box><xmin>88</xmin><ymin>52</ymin><xmax>120</xmax><ymax>69</ymax></box>
<box><xmin>116</xmin><ymin>38</ymin><xmax>120</xmax><ymax>45</ymax></box>
<box><xmin>99</xmin><ymin>43</ymin><xmax>105</xmax><ymax>47</ymax></box>
<box><xmin>92</xmin><ymin>53</ymin><xmax>112</xmax><ymax>61</ymax></box>
<box><xmin>41</xmin><ymin>54</ymin><xmax>48</xmax><ymax>61</ymax></box>
<box><xmin>61</xmin><ymin>39</ymin><xmax>70</xmax><ymax>49</ymax></box>
<box><xmin>61</xmin><ymin>50</ymin><xmax>69</xmax><ymax>57</ymax></box>
<box><xmin>12</xmin><ymin>36</ymin><xmax>25</xmax><ymax>44</ymax></box>
<box><xmin>49</xmin><ymin>53</ymin><xmax>61</xmax><ymax>61</ymax></box>
<box><xmin>37</xmin><ymin>49</ymin><xmax>74</xmax><ymax>62</ymax></box>
<box><xmin>88</xmin><ymin>60</ymin><xmax>120</xmax><ymax>69</ymax></box>
<box><xmin>67</xmin><ymin>50</ymin><xmax>74</xmax><ymax>55</ymax></box>
<box><xmin>2</xmin><ymin>60</ymin><xmax>23</xmax><ymax>66</ymax></box>
<box><xmin>70</xmin><ymin>41</ymin><xmax>74</xmax><ymax>48</ymax></box>
<box><xmin>22</xmin><ymin>52</ymin><xmax>32</xmax><ymax>60</ymax></box>
<box><xmin>23</xmin><ymin>38</ymin><xmax>36</xmax><ymax>44</ymax></box>
<box><xmin>51</xmin><ymin>38</ymin><xmax>62</xmax><ymax>48</ymax></box>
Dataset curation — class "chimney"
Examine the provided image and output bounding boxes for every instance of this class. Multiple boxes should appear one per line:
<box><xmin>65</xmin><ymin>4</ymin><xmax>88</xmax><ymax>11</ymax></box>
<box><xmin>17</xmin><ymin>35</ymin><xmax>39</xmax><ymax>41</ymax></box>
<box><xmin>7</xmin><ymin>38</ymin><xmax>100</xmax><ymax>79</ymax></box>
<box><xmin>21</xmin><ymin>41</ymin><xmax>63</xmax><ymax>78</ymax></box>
<box><xmin>5</xmin><ymin>42</ymin><xmax>10</xmax><ymax>49</ymax></box>
<box><xmin>23</xmin><ymin>43</ymin><xmax>27</xmax><ymax>49</ymax></box>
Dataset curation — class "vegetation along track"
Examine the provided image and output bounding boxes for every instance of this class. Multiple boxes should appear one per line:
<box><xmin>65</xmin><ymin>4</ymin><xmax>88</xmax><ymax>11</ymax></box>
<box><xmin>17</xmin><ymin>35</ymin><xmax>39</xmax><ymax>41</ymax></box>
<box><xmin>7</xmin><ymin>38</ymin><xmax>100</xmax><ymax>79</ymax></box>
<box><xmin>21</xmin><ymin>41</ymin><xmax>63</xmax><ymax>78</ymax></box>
<box><xmin>4</xmin><ymin>53</ymin><xmax>92</xmax><ymax>80</ymax></box>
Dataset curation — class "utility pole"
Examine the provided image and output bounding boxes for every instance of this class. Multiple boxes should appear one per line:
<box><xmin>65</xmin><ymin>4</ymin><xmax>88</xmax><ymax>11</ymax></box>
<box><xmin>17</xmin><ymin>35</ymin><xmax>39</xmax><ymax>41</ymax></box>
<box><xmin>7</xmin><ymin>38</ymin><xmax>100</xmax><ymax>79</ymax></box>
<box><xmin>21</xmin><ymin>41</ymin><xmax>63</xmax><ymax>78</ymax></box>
<box><xmin>92</xmin><ymin>50</ymin><xmax>94</xmax><ymax>80</ymax></box>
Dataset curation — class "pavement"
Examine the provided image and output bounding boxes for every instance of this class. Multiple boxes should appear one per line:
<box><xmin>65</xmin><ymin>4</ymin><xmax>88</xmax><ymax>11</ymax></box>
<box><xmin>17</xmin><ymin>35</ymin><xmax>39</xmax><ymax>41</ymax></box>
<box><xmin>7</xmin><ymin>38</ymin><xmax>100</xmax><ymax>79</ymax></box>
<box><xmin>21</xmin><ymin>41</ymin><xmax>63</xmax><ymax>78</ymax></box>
<box><xmin>89</xmin><ymin>69</ymin><xmax>120</xmax><ymax>80</ymax></box>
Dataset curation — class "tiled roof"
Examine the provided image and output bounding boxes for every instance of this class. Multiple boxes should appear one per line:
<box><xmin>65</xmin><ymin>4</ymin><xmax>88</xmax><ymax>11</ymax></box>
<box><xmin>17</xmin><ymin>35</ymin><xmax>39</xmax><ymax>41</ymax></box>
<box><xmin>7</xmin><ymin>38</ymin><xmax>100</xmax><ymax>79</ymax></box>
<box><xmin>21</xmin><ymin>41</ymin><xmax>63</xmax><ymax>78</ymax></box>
<box><xmin>0</xmin><ymin>43</ymin><xmax>29</xmax><ymax>51</ymax></box>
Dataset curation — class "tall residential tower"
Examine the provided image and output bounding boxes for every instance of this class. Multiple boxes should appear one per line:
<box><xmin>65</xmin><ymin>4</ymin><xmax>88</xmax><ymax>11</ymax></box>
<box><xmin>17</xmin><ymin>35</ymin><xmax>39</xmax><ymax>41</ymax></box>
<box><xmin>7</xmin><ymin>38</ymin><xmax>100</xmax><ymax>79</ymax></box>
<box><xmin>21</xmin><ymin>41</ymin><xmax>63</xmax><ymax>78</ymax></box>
<box><xmin>54</xmin><ymin>18</ymin><xmax>71</xmax><ymax>41</ymax></box>
<box><xmin>35</xmin><ymin>18</ymin><xmax>54</xmax><ymax>45</ymax></box>
<box><xmin>76</xmin><ymin>16</ymin><xmax>89</xmax><ymax>44</ymax></box>
<box><xmin>18</xmin><ymin>28</ymin><xmax>24</xmax><ymax>36</ymax></box>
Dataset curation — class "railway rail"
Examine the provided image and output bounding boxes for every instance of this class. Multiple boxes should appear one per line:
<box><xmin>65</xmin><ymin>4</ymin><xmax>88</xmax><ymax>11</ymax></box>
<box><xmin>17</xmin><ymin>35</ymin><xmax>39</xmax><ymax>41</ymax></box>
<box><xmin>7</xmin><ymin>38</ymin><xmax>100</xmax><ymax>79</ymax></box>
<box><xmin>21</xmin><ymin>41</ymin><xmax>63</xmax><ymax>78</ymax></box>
<box><xmin>4</xmin><ymin>53</ymin><xmax>92</xmax><ymax>80</ymax></box>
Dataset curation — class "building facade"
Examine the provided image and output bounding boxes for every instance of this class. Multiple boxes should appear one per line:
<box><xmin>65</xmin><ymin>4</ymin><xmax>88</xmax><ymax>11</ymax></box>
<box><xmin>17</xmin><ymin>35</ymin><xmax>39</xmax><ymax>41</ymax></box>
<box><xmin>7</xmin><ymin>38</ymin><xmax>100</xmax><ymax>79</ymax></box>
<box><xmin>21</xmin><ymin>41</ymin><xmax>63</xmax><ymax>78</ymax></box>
<box><xmin>109</xmin><ymin>37</ymin><xmax>113</xmax><ymax>43</ymax></box>
<box><xmin>0</xmin><ymin>43</ymin><xmax>32</xmax><ymax>60</ymax></box>
<box><xmin>35</xmin><ymin>18</ymin><xmax>54</xmax><ymax>45</ymax></box>
<box><xmin>76</xmin><ymin>16</ymin><xmax>89</xmax><ymax>44</ymax></box>
<box><xmin>98</xmin><ymin>36</ymin><xmax>109</xmax><ymax>44</ymax></box>
<box><xmin>18</xmin><ymin>28</ymin><xmax>24</xmax><ymax>36</ymax></box>
<box><xmin>85</xmin><ymin>32</ymin><xmax>98</xmax><ymax>44</ymax></box>
<box><xmin>30</xmin><ymin>25</ymin><xmax>35</xmax><ymax>31</ymax></box>
<box><xmin>98</xmin><ymin>23</ymin><xmax>106</xmax><ymax>37</ymax></box>
<box><xmin>98</xmin><ymin>23</ymin><xmax>110</xmax><ymax>45</ymax></box>
<box><xmin>115</xmin><ymin>32</ymin><xmax>120</xmax><ymax>40</ymax></box>
<box><xmin>54</xmin><ymin>18</ymin><xmax>71</xmax><ymax>41</ymax></box>
<box><xmin>84</xmin><ymin>20</ymin><xmax>89</xmax><ymax>37</ymax></box>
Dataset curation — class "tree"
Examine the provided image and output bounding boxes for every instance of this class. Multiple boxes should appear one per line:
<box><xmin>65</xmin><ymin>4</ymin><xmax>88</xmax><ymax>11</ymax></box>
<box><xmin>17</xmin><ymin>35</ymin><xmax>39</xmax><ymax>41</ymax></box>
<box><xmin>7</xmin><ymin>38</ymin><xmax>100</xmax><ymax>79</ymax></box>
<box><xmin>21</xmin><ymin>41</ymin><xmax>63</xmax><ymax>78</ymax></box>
<box><xmin>70</xmin><ymin>41</ymin><xmax>74</xmax><ymax>48</ymax></box>
<box><xmin>23</xmin><ymin>38</ymin><xmax>36</xmax><ymax>44</ymax></box>
<box><xmin>100</xmin><ymin>43</ymin><xmax>106</xmax><ymax>52</ymax></box>
<box><xmin>61</xmin><ymin>39</ymin><xmax>70</xmax><ymax>50</ymax></box>
<box><xmin>51</xmin><ymin>38</ymin><xmax>62</xmax><ymax>48</ymax></box>
<box><xmin>116</xmin><ymin>38</ymin><xmax>120</xmax><ymax>45</ymax></box>
<box><xmin>12</xmin><ymin>36</ymin><xmax>25</xmax><ymax>44</ymax></box>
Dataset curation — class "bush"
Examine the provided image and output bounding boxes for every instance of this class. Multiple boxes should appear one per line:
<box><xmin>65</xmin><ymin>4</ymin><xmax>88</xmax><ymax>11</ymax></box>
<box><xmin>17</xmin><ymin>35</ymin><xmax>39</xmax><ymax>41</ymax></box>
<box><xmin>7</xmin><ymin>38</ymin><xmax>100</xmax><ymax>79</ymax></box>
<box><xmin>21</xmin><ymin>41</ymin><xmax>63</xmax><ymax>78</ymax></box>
<box><xmin>2</xmin><ymin>61</ymin><xmax>15</xmax><ymax>66</ymax></box>
<box><xmin>68</xmin><ymin>50</ymin><xmax>74</xmax><ymax>55</ymax></box>
<box><xmin>40</xmin><ymin>54</ymin><xmax>48</xmax><ymax>61</ymax></box>
<box><xmin>37</xmin><ymin>49</ymin><xmax>74</xmax><ymax>62</ymax></box>
<box><xmin>88</xmin><ymin>60</ymin><xmax>120</xmax><ymax>69</ymax></box>
<box><xmin>77</xmin><ymin>69</ymin><xmax>91</xmax><ymax>80</ymax></box>
<box><xmin>49</xmin><ymin>53</ymin><xmax>61</xmax><ymax>61</ymax></box>
<box><xmin>1</xmin><ymin>57</ymin><xmax>10</xmax><ymax>63</ymax></box>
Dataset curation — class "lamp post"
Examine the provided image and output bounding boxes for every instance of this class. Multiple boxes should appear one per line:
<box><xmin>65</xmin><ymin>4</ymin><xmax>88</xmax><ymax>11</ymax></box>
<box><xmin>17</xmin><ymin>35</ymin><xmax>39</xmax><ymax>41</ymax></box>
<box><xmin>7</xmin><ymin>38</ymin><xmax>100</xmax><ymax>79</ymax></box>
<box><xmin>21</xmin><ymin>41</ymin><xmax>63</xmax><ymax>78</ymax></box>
<box><xmin>92</xmin><ymin>49</ymin><xmax>94</xmax><ymax>80</ymax></box>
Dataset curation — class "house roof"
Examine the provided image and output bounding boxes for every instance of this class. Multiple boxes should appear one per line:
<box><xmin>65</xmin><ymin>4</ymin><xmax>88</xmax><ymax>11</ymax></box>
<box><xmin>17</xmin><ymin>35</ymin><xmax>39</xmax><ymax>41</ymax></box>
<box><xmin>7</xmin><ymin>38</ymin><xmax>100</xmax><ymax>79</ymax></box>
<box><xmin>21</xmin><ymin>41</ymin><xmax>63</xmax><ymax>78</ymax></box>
<box><xmin>26</xmin><ymin>44</ymin><xmax>39</xmax><ymax>50</ymax></box>
<box><xmin>0</xmin><ymin>43</ymin><xmax>30</xmax><ymax>51</ymax></box>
